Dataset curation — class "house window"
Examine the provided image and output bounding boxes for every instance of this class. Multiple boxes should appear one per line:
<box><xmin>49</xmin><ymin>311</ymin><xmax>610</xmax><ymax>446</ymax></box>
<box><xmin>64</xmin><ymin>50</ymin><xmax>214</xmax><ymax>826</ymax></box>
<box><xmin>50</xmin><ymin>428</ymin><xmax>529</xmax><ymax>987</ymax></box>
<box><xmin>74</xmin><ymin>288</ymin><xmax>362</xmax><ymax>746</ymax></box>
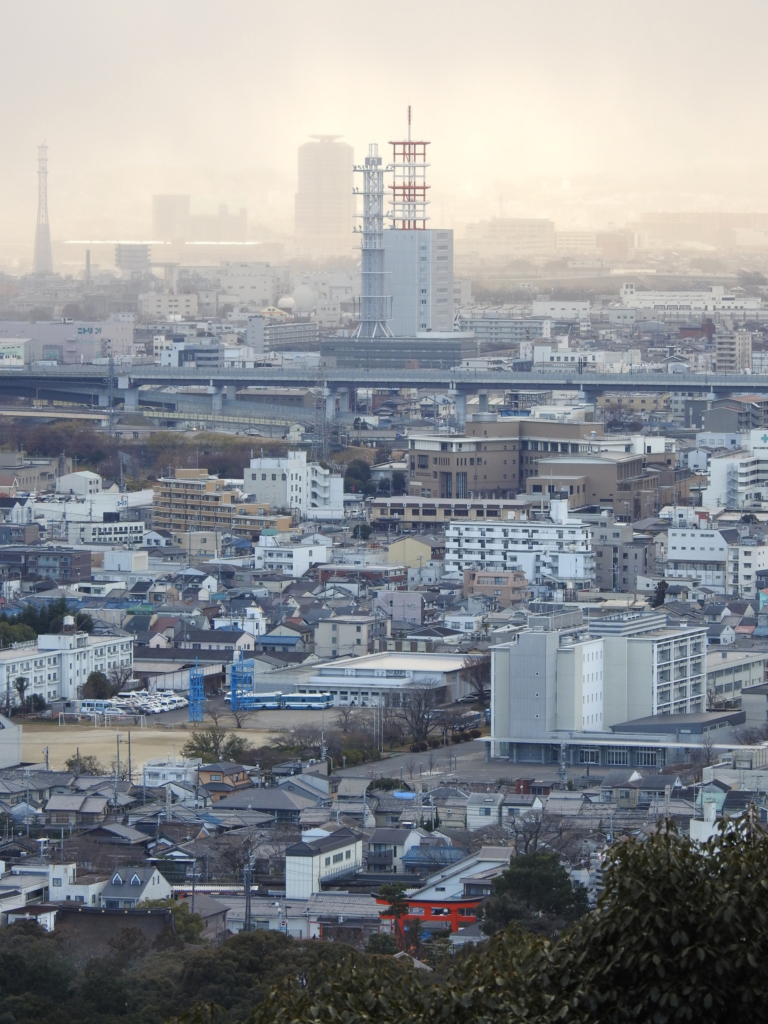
<box><xmin>332</xmin><ymin>852</ymin><xmax>344</xmax><ymax>863</ymax></box>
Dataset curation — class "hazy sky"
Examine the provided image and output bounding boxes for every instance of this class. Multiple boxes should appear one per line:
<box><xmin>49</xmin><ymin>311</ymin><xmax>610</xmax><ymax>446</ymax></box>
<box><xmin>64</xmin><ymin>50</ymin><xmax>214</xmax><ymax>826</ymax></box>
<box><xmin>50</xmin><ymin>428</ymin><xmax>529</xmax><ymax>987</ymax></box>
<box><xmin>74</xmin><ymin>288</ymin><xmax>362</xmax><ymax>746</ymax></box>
<box><xmin>2</xmin><ymin>0</ymin><xmax>768</xmax><ymax>245</ymax></box>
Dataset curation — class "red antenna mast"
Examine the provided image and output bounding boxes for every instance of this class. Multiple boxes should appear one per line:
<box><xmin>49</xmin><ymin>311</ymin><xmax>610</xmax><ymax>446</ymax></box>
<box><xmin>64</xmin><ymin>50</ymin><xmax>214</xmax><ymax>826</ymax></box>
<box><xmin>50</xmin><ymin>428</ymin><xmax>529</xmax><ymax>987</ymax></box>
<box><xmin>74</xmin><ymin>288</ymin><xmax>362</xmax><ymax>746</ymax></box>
<box><xmin>388</xmin><ymin>106</ymin><xmax>429</xmax><ymax>230</ymax></box>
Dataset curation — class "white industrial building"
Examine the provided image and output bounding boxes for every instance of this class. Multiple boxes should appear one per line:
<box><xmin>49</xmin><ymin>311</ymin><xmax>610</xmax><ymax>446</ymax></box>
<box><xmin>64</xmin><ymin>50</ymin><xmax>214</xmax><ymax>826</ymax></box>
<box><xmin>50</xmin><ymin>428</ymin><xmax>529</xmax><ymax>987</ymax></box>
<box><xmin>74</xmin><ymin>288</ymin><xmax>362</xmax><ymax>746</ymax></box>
<box><xmin>244</xmin><ymin>450</ymin><xmax>343</xmax><ymax>519</ymax></box>
<box><xmin>383</xmin><ymin>228</ymin><xmax>454</xmax><ymax>336</ymax></box>
<box><xmin>444</xmin><ymin>500</ymin><xmax>594</xmax><ymax>589</ymax></box>
<box><xmin>11</xmin><ymin>490</ymin><xmax>154</xmax><ymax>528</ymax></box>
<box><xmin>306</xmin><ymin>651</ymin><xmax>470</xmax><ymax>706</ymax></box>
<box><xmin>620</xmin><ymin>282</ymin><xmax>760</xmax><ymax>314</ymax></box>
<box><xmin>66</xmin><ymin>520</ymin><xmax>145</xmax><ymax>546</ymax></box>
<box><xmin>0</xmin><ymin>628</ymin><xmax>134</xmax><ymax>706</ymax></box>
<box><xmin>56</xmin><ymin>471</ymin><xmax>103</xmax><ymax>496</ymax></box>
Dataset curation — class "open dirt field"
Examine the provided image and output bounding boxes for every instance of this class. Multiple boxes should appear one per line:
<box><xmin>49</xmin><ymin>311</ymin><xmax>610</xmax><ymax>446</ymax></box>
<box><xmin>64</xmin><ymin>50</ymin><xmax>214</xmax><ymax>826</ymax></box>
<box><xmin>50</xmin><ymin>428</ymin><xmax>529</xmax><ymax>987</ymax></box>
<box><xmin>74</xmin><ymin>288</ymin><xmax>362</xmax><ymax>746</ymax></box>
<box><xmin>21</xmin><ymin>716</ymin><xmax>282</xmax><ymax>771</ymax></box>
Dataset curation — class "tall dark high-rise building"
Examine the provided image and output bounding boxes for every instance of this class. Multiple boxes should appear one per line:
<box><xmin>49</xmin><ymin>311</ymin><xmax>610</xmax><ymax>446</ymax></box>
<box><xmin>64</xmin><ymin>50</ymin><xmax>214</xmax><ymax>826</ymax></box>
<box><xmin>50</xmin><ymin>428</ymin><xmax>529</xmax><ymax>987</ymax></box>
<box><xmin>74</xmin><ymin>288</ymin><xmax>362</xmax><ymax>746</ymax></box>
<box><xmin>33</xmin><ymin>143</ymin><xmax>53</xmax><ymax>275</ymax></box>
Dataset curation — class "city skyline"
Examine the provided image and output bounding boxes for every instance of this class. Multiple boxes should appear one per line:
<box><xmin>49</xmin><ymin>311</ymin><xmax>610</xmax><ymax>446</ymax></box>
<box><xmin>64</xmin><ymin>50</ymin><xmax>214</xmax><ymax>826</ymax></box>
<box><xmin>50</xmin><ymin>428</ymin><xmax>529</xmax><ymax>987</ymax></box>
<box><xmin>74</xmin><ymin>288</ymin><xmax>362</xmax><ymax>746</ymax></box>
<box><xmin>2</xmin><ymin>1</ymin><xmax>768</xmax><ymax>259</ymax></box>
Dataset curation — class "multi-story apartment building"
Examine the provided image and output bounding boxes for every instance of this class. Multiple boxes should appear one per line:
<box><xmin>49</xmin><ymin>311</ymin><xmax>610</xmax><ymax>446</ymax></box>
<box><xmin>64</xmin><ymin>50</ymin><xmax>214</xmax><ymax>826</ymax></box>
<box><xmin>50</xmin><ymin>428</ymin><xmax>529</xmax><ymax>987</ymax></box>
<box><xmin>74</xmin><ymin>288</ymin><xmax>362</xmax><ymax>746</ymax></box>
<box><xmin>462</xmin><ymin>568</ymin><xmax>530</xmax><ymax>605</ymax></box>
<box><xmin>445</xmin><ymin>500</ymin><xmax>594</xmax><ymax>589</ymax></box>
<box><xmin>314</xmin><ymin>615</ymin><xmax>376</xmax><ymax>659</ymax></box>
<box><xmin>0</xmin><ymin>547</ymin><xmax>91</xmax><ymax>582</ymax></box>
<box><xmin>0</xmin><ymin>629</ymin><xmax>134</xmax><ymax>706</ymax></box>
<box><xmin>592</xmin><ymin>519</ymin><xmax>654</xmax><ymax>592</ymax></box>
<box><xmin>244</xmin><ymin>451</ymin><xmax>343</xmax><ymax>519</ymax></box>
<box><xmin>726</xmin><ymin>540</ymin><xmax>768</xmax><ymax>599</ymax></box>
<box><xmin>153</xmin><ymin>469</ymin><xmax>270</xmax><ymax>535</ymax></box>
<box><xmin>715</xmin><ymin>331</ymin><xmax>752</xmax><ymax>373</ymax></box>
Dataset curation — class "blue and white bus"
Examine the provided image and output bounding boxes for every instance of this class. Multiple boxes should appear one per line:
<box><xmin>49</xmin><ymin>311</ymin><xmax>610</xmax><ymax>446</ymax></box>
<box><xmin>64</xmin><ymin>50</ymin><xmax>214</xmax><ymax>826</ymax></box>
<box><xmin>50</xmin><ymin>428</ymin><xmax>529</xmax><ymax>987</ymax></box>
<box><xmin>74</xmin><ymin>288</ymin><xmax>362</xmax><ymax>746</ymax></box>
<box><xmin>224</xmin><ymin>690</ymin><xmax>283</xmax><ymax>709</ymax></box>
<box><xmin>249</xmin><ymin>692</ymin><xmax>283</xmax><ymax>710</ymax></box>
<box><xmin>280</xmin><ymin>692</ymin><xmax>334</xmax><ymax>710</ymax></box>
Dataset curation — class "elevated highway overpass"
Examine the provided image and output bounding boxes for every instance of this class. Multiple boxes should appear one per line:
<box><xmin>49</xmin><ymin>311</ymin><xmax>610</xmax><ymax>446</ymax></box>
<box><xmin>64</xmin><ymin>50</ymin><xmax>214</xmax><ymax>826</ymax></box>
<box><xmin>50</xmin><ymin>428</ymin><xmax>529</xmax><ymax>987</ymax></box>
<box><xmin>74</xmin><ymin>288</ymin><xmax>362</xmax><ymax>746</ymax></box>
<box><xmin>0</xmin><ymin>365</ymin><xmax>764</xmax><ymax>430</ymax></box>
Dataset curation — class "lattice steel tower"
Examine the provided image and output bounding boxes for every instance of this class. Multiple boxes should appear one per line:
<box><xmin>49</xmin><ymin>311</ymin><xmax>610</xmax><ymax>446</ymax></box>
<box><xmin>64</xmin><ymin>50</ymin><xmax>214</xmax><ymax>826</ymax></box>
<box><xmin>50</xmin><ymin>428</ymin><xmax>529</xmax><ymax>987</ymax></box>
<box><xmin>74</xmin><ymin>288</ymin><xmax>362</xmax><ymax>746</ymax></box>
<box><xmin>352</xmin><ymin>143</ymin><xmax>392</xmax><ymax>338</ymax></box>
<box><xmin>33</xmin><ymin>143</ymin><xmax>53</xmax><ymax>275</ymax></box>
<box><xmin>388</xmin><ymin>106</ymin><xmax>430</xmax><ymax>230</ymax></box>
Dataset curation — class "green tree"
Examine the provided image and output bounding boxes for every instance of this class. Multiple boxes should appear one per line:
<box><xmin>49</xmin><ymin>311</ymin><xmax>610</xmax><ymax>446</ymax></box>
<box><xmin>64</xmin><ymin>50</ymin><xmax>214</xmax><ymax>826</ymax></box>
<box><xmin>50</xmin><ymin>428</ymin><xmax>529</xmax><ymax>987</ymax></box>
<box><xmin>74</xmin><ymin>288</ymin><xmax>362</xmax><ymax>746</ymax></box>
<box><xmin>365</xmin><ymin>933</ymin><xmax>399</xmax><ymax>955</ymax></box>
<box><xmin>81</xmin><ymin>670</ymin><xmax>115</xmax><ymax>700</ymax></box>
<box><xmin>391</xmin><ymin>470</ymin><xmax>406</xmax><ymax>496</ymax></box>
<box><xmin>479</xmin><ymin>851</ymin><xmax>589</xmax><ymax>937</ymax></box>
<box><xmin>352</xmin><ymin>523</ymin><xmax>372</xmax><ymax>540</ymax></box>
<box><xmin>378</xmin><ymin>883</ymin><xmax>410</xmax><ymax>951</ymax></box>
<box><xmin>651</xmin><ymin>578</ymin><xmax>669</xmax><ymax>607</ymax></box>
<box><xmin>64</xmin><ymin>753</ymin><xmax>106</xmax><ymax>775</ymax></box>
<box><xmin>181</xmin><ymin>727</ymin><xmax>250</xmax><ymax>764</ymax></box>
<box><xmin>344</xmin><ymin>459</ymin><xmax>375</xmax><ymax>496</ymax></box>
<box><xmin>141</xmin><ymin>899</ymin><xmax>205</xmax><ymax>943</ymax></box>
<box><xmin>13</xmin><ymin>676</ymin><xmax>28</xmax><ymax>711</ymax></box>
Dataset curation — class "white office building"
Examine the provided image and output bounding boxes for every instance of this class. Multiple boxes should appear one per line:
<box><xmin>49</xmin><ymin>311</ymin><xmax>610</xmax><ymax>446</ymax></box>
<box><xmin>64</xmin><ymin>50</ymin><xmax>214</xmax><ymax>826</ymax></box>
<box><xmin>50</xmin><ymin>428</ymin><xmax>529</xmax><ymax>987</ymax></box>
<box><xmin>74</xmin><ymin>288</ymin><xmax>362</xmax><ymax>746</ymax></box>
<box><xmin>490</xmin><ymin>614</ymin><xmax>707</xmax><ymax>764</ymax></box>
<box><xmin>383</xmin><ymin>229</ymin><xmax>453</xmax><ymax>336</ymax></box>
<box><xmin>244</xmin><ymin>450</ymin><xmax>343</xmax><ymax>519</ymax></box>
<box><xmin>217</xmin><ymin>263</ymin><xmax>288</xmax><ymax>307</ymax></box>
<box><xmin>253</xmin><ymin>534</ymin><xmax>331</xmax><ymax>578</ymax></box>
<box><xmin>0</xmin><ymin>630</ymin><xmax>134</xmax><ymax>706</ymax></box>
<box><xmin>665</xmin><ymin>528</ymin><xmax>730</xmax><ymax>591</ymax></box>
<box><xmin>445</xmin><ymin>500</ymin><xmax>594</xmax><ymax>588</ymax></box>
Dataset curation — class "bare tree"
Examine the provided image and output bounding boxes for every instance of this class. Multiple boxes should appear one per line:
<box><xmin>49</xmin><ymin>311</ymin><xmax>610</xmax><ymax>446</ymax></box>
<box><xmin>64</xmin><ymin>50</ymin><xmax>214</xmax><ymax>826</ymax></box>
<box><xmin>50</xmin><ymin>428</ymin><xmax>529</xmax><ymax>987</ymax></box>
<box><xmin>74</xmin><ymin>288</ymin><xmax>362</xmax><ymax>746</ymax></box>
<box><xmin>229</xmin><ymin>706</ymin><xmax>256</xmax><ymax>729</ymax></box>
<box><xmin>293</xmin><ymin>723</ymin><xmax>323</xmax><ymax>752</ymax></box>
<box><xmin>507</xmin><ymin>812</ymin><xmax>581</xmax><ymax>858</ymax></box>
<box><xmin>462</xmin><ymin>653</ymin><xmax>491</xmax><ymax>704</ymax></box>
<box><xmin>108</xmin><ymin>664</ymin><xmax>134</xmax><ymax>690</ymax></box>
<box><xmin>336</xmin><ymin>705</ymin><xmax>355</xmax><ymax>733</ymax></box>
<box><xmin>394</xmin><ymin>682</ymin><xmax>443</xmax><ymax>743</ymax></box>
<box><xmin>206</xmin><ymin>704</ymin><xmax>226</xmax><ymax>726</ymax></box>
<box><xmin>436</xmin><ymin>705</ymin><xmax>469</xmax><ymax>738</ymax></box>
<box><xmin>405</xmin><ymin>756</ymin><xmax>416</xmax><ymax>780</ymax></box>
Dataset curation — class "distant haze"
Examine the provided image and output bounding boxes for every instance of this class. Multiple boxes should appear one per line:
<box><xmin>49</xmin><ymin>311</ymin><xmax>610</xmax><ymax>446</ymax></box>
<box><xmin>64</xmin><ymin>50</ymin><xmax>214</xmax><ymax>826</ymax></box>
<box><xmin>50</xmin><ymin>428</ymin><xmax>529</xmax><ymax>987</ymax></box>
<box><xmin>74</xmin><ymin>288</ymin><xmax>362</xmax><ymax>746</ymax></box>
<box><xmin>2</xmin><ymin>0</ymin><xmax>768</xmax><ymax>248</ymax></box>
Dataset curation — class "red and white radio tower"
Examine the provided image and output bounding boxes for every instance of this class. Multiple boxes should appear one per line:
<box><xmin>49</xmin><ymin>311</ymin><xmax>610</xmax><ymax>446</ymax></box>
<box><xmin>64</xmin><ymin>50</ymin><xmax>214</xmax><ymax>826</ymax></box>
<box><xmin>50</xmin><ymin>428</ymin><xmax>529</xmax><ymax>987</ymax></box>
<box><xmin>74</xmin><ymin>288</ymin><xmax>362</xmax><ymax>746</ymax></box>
<box><xmin>388</xmin><ymin>106</ymin><xmax>430</xmax><ymax>230</ymax></box>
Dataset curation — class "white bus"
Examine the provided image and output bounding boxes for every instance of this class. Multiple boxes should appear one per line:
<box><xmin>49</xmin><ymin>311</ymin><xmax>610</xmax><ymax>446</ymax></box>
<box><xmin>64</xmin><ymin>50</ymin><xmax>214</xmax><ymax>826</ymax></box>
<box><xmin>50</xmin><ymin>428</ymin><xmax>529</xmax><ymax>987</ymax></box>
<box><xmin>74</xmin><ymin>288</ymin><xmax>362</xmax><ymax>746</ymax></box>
<box><xmin>280</xmin><ymin>692</ymin><xmax>334</xmax><ymax>710</ymax></box>
<box><xmin>79</xmin><ymin>699</ymin><xmax>116</xmax><ymax>714</ymax></box>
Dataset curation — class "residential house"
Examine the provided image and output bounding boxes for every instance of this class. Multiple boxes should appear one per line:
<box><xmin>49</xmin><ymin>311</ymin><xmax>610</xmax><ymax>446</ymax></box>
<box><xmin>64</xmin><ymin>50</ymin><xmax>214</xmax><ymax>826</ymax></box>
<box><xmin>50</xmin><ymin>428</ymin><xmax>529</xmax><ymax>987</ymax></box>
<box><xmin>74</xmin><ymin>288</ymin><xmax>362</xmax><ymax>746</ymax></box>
<box><xmin>99</xmin><ymin>865</ymin><xmax>172</xmax><ymax>908</ymax></box>
<box><xmin>197</xmin><ymin>762</ymin><xmax>253</xmax><ymax>802</ymax></box>
<box><xmin>466</xmin><ymin>792</ymin><xmax>504</xmax><ymax>830</ymax></box>
<box><xmin>366</xmin><ymin>828</ymin><xmax>421</xmax><ymax>874</ymax></box>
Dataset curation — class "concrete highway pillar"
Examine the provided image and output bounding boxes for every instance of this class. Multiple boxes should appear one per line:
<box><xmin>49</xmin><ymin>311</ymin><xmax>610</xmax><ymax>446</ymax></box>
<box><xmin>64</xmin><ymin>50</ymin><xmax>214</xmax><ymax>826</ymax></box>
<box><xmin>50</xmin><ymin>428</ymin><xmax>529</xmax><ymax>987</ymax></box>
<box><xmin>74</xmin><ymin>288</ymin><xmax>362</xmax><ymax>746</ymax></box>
<box><xmin>336</xmin><ymin>388</ymin><xmax>350</xmax><ymax>414</ymax></box>
<box><xmin>454</xmin><ymin>393</ymin><xmax>467</xmax><ymax>430</ymax></box>
<box><xmin>122</xmin><ymin>388</ymin><xmax>139</xmax><ymax>412</ymax></box>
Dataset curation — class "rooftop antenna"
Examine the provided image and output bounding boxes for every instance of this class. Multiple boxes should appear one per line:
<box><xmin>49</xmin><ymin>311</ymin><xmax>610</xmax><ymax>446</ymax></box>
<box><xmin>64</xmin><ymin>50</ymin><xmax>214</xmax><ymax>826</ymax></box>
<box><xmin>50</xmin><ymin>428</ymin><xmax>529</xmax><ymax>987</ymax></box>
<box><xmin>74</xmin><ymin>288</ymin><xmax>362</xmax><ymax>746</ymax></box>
<box><xmin>33</xmin><ymin>143</ymin><xmax>53</xmax><ymax>274</ymax></box>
